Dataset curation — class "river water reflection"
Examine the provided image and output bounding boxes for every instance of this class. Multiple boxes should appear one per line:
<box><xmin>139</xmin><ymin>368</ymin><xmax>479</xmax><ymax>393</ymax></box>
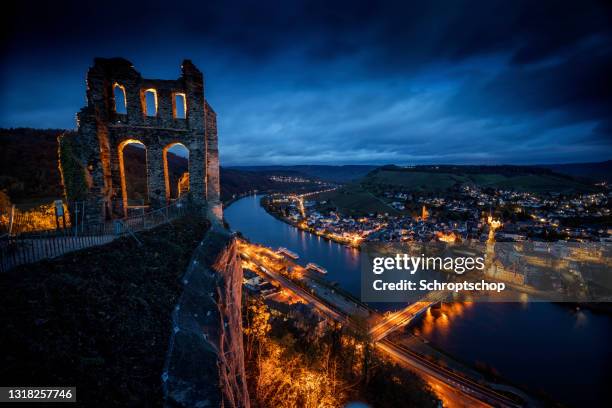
<box><xmin>225</xmin><ymin>194</ymin><xmax>612</xmax><ymax>406</ymax></box>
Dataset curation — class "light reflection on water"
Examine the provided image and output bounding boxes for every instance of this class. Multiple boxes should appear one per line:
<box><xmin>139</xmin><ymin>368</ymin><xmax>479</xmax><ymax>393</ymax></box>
<box><xmin>415</xmin><ymin>302</ymin><xmax>473</xmax><ymax>338</ymax></box>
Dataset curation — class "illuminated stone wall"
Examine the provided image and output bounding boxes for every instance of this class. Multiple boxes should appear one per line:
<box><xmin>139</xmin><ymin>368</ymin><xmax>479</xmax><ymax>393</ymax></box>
<box><xmin>71</xmin><ymin>58</ymin><xmax>221</xmax><ymax>222</ymax></box>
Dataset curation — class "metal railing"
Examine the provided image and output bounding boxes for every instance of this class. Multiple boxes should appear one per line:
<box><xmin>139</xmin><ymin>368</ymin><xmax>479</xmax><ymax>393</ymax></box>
<box><xmin>0</xmin><ymin>199</ymin><xmax>194</xmax><ymax>272</ymax></box>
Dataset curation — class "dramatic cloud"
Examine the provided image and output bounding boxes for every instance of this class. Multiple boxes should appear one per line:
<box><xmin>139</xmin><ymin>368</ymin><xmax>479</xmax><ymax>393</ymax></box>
<box><xmin>1</xmin><ymin>0</ymin><xmax>611</xmax><ymax>164</ymax></box>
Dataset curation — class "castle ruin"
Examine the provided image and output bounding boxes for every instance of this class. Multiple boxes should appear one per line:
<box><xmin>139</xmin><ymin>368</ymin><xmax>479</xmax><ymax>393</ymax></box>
<box><xmin>68</xmin><ymin>58</ymin><xmax>220</xmax><ymax>222</ymax></box>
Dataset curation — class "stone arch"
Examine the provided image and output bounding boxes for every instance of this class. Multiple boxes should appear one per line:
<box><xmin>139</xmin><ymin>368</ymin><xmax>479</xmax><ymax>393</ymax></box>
<box><xmin>118</xmin><ymin>138</ymin><xmax>148</xmax><ymax>215</ymax></box>
<box><xmin>163</xmin><ymin>142</ymin><xmax>190</xmax><ymax>202</ymax></box>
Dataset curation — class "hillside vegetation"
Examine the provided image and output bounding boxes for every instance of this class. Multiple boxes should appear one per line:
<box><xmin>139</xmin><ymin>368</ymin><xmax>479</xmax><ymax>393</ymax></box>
<box><xmin>539</xmin><ymin>160</ymin><xmax>612</xmax><ymax>183</ymax></box>
<box><xmin>364</xmin><ymin>166</ymin><xmax>597</xmax><ymax>194</ymax></box>
<box><xmin>220</xmin><ymin>168</ymin><xmax>301</xmax><ymax>201</ymax></box>
<box><xmin>0</xmin><ymin>128</ymin><xmax>65</xmax><ymax>205</ymax></box>
<box><xmin>321</xmin><ymin>165</ymin><xmax>600</xmax><ymax>215</ymax></box>
<box><xmin>319</xmin><ymin>183</ymin><xmax>402</xmax><ymax>216</ymax></box>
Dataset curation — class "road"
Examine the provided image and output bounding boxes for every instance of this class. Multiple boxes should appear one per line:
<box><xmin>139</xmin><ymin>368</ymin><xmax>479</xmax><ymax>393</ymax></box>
<box><xmin>370</xmin><ymin>301</ymin><xmax>434</xmax><ymax>341</ymax></box>
<box><xmin>378</xmin><ymin>339</ymin><xmax>522</xmax><ymax>408</ymax></box>
<box><xmin>239</xmin><ymin>242</ymin><xmax>351</xmax><ymax>323</ymax></box>
<box><xmin>258</xmin><ymin>259</ymin><xmax>350</xmax><ymax>323</ymax></box>
<box><xmin>369</xmin><ymin>291</ymin><xmax>450</xmax><ymax>341</ymax></box>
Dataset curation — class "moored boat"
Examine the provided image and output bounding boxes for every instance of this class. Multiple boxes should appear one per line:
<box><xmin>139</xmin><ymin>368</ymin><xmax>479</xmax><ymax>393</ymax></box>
<box><xmin>277</xmin><ymin>247</ymin><xmax>299</xmax><ymax>259</ymax></box>
<box><xmin>306</xmin><ymin>262</ymin><xmax>327</xmax><ymax>274</ymax></box>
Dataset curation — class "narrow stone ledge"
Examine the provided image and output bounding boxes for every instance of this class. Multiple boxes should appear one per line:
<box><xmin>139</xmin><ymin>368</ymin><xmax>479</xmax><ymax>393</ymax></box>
<box><xmin>163</xmin><ymin>221</ymin><xmax>249</xmax><ymax>408</ymax></box>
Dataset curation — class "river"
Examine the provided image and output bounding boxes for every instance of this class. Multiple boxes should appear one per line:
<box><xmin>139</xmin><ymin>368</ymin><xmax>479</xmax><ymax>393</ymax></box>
<box><xmin>225</xmin><ymin>194</ymin><xmax>612</xmax><ymax>406</ymax></box>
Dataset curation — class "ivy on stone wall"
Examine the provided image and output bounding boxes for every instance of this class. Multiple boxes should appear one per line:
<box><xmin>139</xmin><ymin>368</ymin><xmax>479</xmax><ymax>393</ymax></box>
<box><xmin>58</xmin><ymin>133</ymin><xmax>88</xmax><ymax>202</ymax></box>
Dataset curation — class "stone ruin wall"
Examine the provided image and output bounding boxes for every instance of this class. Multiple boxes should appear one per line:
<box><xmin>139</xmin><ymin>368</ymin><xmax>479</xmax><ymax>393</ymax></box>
<box><xmin>163</xmin><ymin>223</ymin><xmax>250</xmax><ymax>407</ymax></box>
<box><xmin>69</xmin><ymin>58</ymin><xmax>221</xmax><ymax>223</ymax></box>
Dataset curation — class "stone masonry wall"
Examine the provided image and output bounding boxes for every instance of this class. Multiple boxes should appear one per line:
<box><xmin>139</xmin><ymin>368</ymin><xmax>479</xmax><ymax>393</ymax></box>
<box><xmin>163</xmin><ymin>217</ymin><xmax>249</xmax><ymax>407</ymax></box>
<box><xmin>71</xmin><ymin>58</ymin><xmax>221</xmax><ymax>223</ymax></box>
<box><xmin>205</xmin><ymin>102</ymin><xmax>222</xmax><ymax>218</ymax></box>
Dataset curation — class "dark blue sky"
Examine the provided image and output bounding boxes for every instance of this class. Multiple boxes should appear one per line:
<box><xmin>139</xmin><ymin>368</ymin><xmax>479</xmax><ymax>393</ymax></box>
<box><xmin>1</xmin><ymin>0</ymin><xmax>611</xmax><ymax>165</ymax></box>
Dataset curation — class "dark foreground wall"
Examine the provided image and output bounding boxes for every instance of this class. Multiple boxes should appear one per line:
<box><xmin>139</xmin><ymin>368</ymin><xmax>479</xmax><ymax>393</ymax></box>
<box><xmin>163</xmin><ymin>217</ymin><xmax>249</xmax><ymax>407</ymax></box>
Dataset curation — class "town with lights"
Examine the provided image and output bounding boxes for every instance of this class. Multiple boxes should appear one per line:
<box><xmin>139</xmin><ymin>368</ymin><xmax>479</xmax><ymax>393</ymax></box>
<box><xmin>263</xmin><ymin>183</ymin><xmax>611</xmax><ymax>246</ymax></box>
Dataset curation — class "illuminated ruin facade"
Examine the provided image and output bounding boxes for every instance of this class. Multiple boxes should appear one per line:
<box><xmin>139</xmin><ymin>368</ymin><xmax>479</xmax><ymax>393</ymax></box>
<box><xmin>71</xmin><ymin>58</ymin><xmax>220</xmax><ymax>222</ymax></box>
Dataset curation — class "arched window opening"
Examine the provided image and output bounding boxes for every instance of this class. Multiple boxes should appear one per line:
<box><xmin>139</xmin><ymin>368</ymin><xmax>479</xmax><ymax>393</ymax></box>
<box><xmin>174</xmin><ymin>93</ymin><xmax>187</xmax><ymax>119</ymax></box>
<box><xmin>143</xmin><ymin>89</ymin><xmax>157</xmax><ymax>116</ymax></box>
<box><xmin>163</xmin><ymin>143</ymin><xmax>189</xmax><ymax>201</ymax></box>
<box><xmin>118</xmin><ymin>139</ymin><xmax>148</xmax><ymax>214</ymax></box>
<box><xmin>113</xmin><ymin>83</ymin><xmax>127</xmax><ymax>114</ymax></box>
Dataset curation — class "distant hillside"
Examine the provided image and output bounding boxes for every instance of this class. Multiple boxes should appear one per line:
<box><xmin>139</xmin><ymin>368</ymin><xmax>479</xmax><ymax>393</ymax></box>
<box><xmin>538</xmin><ymin>161</ymin><xmax>611</xmax><ymax>183</ymax></box>
<box><xmin>220</xmin><ymin>168</ymin><xmax>336</xmax><ymax>202</ymax></box>
<box><xmin>220</xmin><ymin>168</ymin><xmax>281</xmax><ymax>200</ymax></box>
<box><xmin>228</xmin><ymin>165</ymin><xmax>377</xmax><ymax>182</ymax></box>
<box><xmin>230</xmin><ymin>163</ymin><xmax>611</xmax><ymax>185</ymax></box>
<box><xmin>363</xmin><ymin>165</ymin><xmax>599</xmax><ymax>194</ymax></box>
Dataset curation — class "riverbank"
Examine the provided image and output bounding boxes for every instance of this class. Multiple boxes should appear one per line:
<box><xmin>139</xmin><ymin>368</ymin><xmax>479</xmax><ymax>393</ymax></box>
<box><xmin>223</xmin><ymin>190</ymin><xmax>272</xmax><ymax>208</ymax></box>
<box><xmin>261</xmin><ymin>195</ymin><xmax>362</xmax><ymax>248</ymax></box>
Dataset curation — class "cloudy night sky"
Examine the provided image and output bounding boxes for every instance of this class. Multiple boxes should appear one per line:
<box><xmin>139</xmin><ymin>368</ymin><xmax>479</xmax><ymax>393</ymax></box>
<box><xmin>1</xmin><ymin>0</ymin><xmax>611</xmax><ymax>166</ymax></box>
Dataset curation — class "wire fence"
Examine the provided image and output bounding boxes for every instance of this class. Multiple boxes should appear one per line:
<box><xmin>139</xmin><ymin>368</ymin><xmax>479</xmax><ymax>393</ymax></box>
<box><xmin>1</xmin><ymin>199</ymin><xmax>194</xmax><ymax>272</ymax></box>
<box><xmin>0</xmin><ymin>201</ymin><xmax>71</xmax><ymax>236</ymax></box>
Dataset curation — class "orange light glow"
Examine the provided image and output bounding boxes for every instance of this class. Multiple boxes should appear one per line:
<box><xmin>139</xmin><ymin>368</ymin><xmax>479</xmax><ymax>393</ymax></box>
<box><xmin>436</xmin><ymin>231</ymin><xmax>458</xmax><ymax>243</ymax></box>
<box><xmin>162</xmin><ymin>142</ymin><xmax>190</xmax><ymax>202</ymax></box>
<box><xmin>421</xmin><ymin>205</ymin><xmax>429</xmax><ymax>221</ymax></box>
<box><xmin>0</xmin><ymin>201</ymin><xmax>72</xmax><ymax>233</ymax></box>
<box><xmin>487</xmin><ymin>215</ymin><xmax>502</xmax><ymax>243</ymax></box>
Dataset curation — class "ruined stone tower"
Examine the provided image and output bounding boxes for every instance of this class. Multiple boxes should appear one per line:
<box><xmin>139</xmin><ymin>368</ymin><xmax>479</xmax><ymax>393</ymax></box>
<box><xmin>71</xmin><ymin>58</ymin><xmax>220</xmax><ymax>222</ymax></box>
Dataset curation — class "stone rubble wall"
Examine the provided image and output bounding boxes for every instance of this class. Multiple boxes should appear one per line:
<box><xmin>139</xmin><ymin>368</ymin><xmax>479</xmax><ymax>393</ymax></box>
<box><xmin>162</xmin><ymin>216</ymin><xmax>249</xmax><ymax>408</ymax></box>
